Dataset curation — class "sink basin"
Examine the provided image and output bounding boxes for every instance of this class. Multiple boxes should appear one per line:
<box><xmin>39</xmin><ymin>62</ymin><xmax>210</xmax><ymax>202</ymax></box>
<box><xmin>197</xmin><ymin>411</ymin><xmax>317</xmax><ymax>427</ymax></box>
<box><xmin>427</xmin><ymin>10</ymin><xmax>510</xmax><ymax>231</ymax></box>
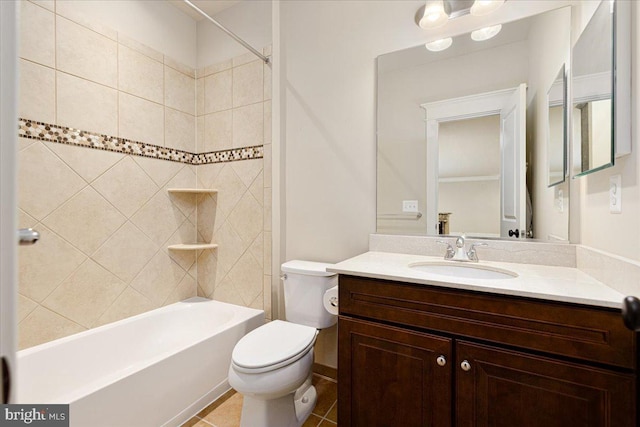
<box><xmin>409</xmin><ymin>262</ymin><xmax>517</xmax><ymax>280</ymax></box>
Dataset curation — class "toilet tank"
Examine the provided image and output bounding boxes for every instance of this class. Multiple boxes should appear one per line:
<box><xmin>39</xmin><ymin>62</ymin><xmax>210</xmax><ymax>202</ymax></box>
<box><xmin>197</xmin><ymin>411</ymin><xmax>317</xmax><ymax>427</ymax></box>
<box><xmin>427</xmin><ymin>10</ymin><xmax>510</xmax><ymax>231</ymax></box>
<box><xmin>281</xmin><ymin>260</ymin><xmax>338</xmax><ymax>329</ymax></box>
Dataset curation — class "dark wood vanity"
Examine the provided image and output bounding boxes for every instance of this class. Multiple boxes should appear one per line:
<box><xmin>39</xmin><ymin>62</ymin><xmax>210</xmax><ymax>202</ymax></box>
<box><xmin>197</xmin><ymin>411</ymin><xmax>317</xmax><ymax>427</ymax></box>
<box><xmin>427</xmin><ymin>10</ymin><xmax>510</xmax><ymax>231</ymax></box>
<box><xmin>337</xmin><ymin>275</ymin><xmax>638</xmax><ymax>427</ymax></box>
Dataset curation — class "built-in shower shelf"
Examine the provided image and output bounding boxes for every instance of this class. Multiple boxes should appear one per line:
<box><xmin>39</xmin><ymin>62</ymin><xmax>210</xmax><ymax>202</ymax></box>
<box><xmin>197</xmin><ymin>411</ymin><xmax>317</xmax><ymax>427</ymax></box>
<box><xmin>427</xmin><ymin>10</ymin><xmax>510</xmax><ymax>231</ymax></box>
<box><xmin>167</xmin><ymin>243</ymin><xmax>218</xmax><ymax>251</ymax></box>
<box><xmin>167</xmin><ymin>188</ymin><xmax>218</xmax><ymax>194</ymax></box>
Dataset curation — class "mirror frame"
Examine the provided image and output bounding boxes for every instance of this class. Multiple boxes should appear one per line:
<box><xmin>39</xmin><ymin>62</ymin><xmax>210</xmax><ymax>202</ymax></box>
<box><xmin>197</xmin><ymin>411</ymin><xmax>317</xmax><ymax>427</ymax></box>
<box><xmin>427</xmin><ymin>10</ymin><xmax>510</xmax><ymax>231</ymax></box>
<box><xmin>571</xmin><ymin>0</ymin><xmax>631</xmax><ymax>178</ymax></box>
<box><xmin>547</xmin><ymin>64</ymin><xmax>567</xmax><ymax>188</ymax></box>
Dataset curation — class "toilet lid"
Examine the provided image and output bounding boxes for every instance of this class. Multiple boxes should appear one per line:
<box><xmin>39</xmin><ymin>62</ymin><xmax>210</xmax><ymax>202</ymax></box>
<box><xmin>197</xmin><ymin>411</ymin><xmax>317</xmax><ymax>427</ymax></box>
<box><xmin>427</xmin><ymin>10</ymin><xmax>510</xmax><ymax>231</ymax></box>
<box><xmin>232</xmin><ymin>320</ymin><xmax>317</xmax><ymax>371</ymax></box>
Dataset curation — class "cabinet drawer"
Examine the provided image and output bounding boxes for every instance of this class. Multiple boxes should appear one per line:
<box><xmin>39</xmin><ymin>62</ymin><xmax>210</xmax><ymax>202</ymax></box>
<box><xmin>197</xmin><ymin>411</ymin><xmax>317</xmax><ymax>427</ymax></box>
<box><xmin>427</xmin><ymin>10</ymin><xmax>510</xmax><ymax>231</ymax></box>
<box><xmin>339</xmin><ymin>275</ymin><xmax>636</xmax><ymax>369</ymax></box>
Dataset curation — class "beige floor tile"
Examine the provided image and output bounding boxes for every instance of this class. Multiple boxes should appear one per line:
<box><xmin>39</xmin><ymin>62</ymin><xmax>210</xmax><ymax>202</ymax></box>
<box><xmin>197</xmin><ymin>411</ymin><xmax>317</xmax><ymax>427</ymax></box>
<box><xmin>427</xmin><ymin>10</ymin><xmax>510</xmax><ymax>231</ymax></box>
<box><xmin>199</xmin><ymin>392</ymin><xmax>243</xmax><ymax>427</ymax></box>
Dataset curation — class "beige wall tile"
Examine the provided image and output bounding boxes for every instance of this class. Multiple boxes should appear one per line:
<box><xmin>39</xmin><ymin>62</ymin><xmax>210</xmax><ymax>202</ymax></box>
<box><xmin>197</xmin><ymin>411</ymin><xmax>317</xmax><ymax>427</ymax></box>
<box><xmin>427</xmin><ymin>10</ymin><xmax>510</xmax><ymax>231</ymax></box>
<box><xmin>28</xmin><ymin>1</ymin><xmax>55</xmax><ymax>12</ymax></box>
<box><xmin>228</xmin><ymin>191</ymin><xmax>263</xmax><ymax>247</ymax></box>
<box><xmin>263</xmin><ymin>143</ymin><xmax>272</xmax><ymax>187</ymax></box>
<box><xmin>232</xmin><ymin>52</ymin><xmax>257</xmax><ymax>68</ymax></box>
<box><xmin>131</xmin><ymin>191</ymin><xmax>186</xmax><ymax>246</ymax></box>
<box><xmin>18</xmin><ymin>143</ymin><xmax>86</xmax><ymax>221</ymax></box>
<box><xmin>205</xmin><ymin>59</ymin><xmax>232</xmax><ymax>76</ymax></box>
<box><xmin>18</xmin><ymin>209</ymin><xmax>37</xmax><ymax>229</ymax></box>
<box><xmin>165</xmin><ymin>108</ymin><xmax>196</xmax><ymax>152</ymax></box>
<box><xmin>19</xmin><ymin>59</ymin><xmax>55</xmax><ymax>123</ymax></box>
<box><xmin>263</xmin><ymin>275</ymin><xmax>272</xmax><ymax>320</ymax></box>
<box><xmin>231</xmin><ymin>158</ymin><xmax>263</xmax><ymax>188</ymax></box>
<box><xmin>20</xmin><ymin>1</ymin><xmax>55</xmax><ymax>67</ymax></box>
<box><xmin>43</xmin><ymin>187</ymin><xmax>126</xmax><ymax>255</ymax></box>
<box><xmin>263</xmin><ymin>45</ymin><xmax>272</xmax><ymax>57</ymax></box>
<box><xmin>94</xmin><ymin>287</ymin><xmax>155</xmax><ymax>327</ymax></box>
<box><xmin>119</xmin><ymin>93</ymin><xmax>164</xmax><ymax>146</ymax></box>
<box><xmin>212</xmin><ymin>221</ymin><xmax>246</xmax><ymax>277</ymax></box>
<box><xmin>227</xmin><ymin>252</ymin><xmax>262</xmax><ymax>306</ymax></box>
<box><xmin>118</xmin><ymin>34</ymin><xmax>163</xmax><ymax>62</ymax></box>
<box><xmin>92</xmin><ymin>222</ymin><xmax>159</xmax><ymax>284</ymax></box>
<box><xmin>164</xmin><ymin>274</ymin><xmax>196</xmax><ymax>306</ymax></box>
<box><xmin>17</xmin><ymin>294</ymin><xmax>38</xmax><ymax>323</ymax></box>
<box><xmin>19</xmin><ymin>306</ymin><xmax>86</xmax><ymax>349</ymax></box>
<box><xmin>204</xmin><ymin>111</ymin><xmax>232</xmax><ymax>152</ymax></box>
<box><xmin>264</xmin><ymin>232</ymin><xmax>272</xmax><ymax>273</ymax></box>
<box><xmin>18</xmin><ymin>137</ymin><xmax>36</xmax><ymax>152</ymax></box>
<box><xmin>212</xmin><ymin>275</ymin><xmax>245</xmax><ymax>306</ymax></box>
<box><xmin>56</xmin><ymin>16</ymin><xmax>117</xmax><ymax>88</ymax></box>
<box><xmin>164</xmin><ymin>56</ymin><xmax>195</xmax><ymax>78</ymax></box>
<box><xmin>130</xmin><ymin>251</ymin><xmax>187</xmax><ymax>306</ymax></box>
<box><xmin>264</xmin><ymin>187</ymin><xmax>272</xmax><ymax>232</ymax></box>
<box><xmin>165</xmin><ymin>66</ymin><xmax>195</xmax><ymax>115</ymax></box>
<box><xmin>197</xmin><ymin>249</ymin><xmax>224</xmax><ymax>297</ymax></box>
<box><xmin>249</xmin><ymin>292</ymin><xmax>263</xmax><ymax>310</ymax></box>
<box><xmin>197</xmin><ymin>116</ymin><xmax>205</xmax><ymax>153</ymax></box>
<box><xmin>19</xmin><ymin>225</ymin><xmax>86</xmax><ymax>302</ymax></box>
<box><xmin>57</xmin><ymin>72</ymin><xmax>118</xmax><ymax>137</ymax></box>
<box><xmin>43</xmin><ymin>259</ymin><xmax>126</xmax><ymax>328</ymax></box>
<box><xmin>118</xmin><ymin>45</ymin><xmax>164</xmax><ymax>104</ymax></box>
<box><xmin>132</xmin><ymin>156</ymin><xmax>183</xmax><ymax>187</ymax></box>
<box><xmin>46</xmin><ymin>141</ymin><xmax>124</xmax><ymax>183</ymax></box>
<box><xmin>264</xmin><ymin>63</ymin><xmax>272</xmax><ymax>101</ymax></box>
<box><xmin>250</xmin><ymin>232</ymin><xmax>264</xmax><ymax>269</ymax></box>
<box><xmin>197</xmin><ymin>163</ymin><xmax>224</xmax><ymax>189</ymax></box>
<box><xmin>249</xmin><ymin>171</ymin><xmax>264</xmax><ymax>206</ymax></box>
<box><xmin>54</xmin><ymin>1</ymin><xmax>117</xmax><ymax>39</ymax></box>
<box><xmin>196</xmin><ymin>78</ymin><xmax>205</xmax><ymax>117</ymax></box>
<box><xmin>233</xmin><ymin>61</ymin><xmax>263</xmax><ymax>108</ymax></box>
<box><xmin>92</xmin><ymin>157</ymin><xmax>159</xmax><ymax>217</ymax></box>
<box><xmin>211</xmin><ymin>165</ymin><xmax>247</xmax><ymax>220</ymax></box>
<box><xmin>164</xmin><ymin>220</ymin><xmax>197</xmax><ymax>271</ymax></box>
<box><xmin>165</xmin><ymin>167</ymin><xmax>198</xmax><ymax>217</ymax></box>
<box><xmin>205</xmin><ymin>70</ymin><xmax>232</xmax><ymax>114</ymax></box>
<box><xmin>196</xmin><ymin>194</ymin><xmax>218</xmax><ymax>243</ymax></box>
<box><xmin>233</xmin><ymin>103</ymin><xmax>263</xmax><ymax>148</ymax></box>
<box><xmin>264</xmin><ymin>101</ymin><xmax>272</xmax><ymax>144</ymax></box>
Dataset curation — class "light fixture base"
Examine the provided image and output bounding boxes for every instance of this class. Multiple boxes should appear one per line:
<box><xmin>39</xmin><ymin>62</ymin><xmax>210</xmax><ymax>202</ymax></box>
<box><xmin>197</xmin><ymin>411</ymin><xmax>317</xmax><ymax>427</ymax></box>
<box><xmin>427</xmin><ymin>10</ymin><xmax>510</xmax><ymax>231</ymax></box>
<box><xmin>415</xmin><ymin>0</ymin><xmax>506</xmax><ymax>28</ymax></box>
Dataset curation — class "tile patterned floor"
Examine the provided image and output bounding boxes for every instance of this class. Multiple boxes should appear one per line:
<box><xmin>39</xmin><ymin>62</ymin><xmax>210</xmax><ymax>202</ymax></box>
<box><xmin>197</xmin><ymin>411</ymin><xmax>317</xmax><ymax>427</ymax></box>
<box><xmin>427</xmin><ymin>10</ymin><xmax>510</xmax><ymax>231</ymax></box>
<box><xmin>182</xmin><ymin>374</ymin><xmax>338</xmax><ymax>427</ymax></box>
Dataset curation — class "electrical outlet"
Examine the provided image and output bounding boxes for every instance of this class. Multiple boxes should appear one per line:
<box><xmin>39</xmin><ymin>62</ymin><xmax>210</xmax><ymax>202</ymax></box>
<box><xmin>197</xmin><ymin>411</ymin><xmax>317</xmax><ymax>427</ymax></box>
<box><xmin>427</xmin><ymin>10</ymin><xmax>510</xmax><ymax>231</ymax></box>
<box><xmin>402</xmin><ymin>200</ymin><xmax>418</xmax><ymax>213</ymax></box>
<box><xmin>610</xmin><ymin>175</ymin><xmax>622</xmax><ymax>214</ymax></box>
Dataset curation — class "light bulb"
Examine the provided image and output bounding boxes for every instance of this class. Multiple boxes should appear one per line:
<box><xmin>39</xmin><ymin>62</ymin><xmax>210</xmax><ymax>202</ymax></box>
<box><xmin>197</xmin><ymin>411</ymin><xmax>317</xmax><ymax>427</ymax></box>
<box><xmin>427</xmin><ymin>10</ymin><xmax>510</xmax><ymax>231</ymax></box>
<box><xmin>425</xmin><ymin>38</ymin><xmax>453</xmax><ymax>52</ymax></box>
<box><xmin>471</xmin><ymin>24</ymin><xmax>502</xmax><ymax>41</ymax></box>
<box><xmin>470</xmin><ymin>0</ymin><xmax>505</xmax><ymax>17</ymax></box>
<box><xmin>419</xmin><ymin>0</ymin><xmax>449</xmax><ymax>29</ymax></box>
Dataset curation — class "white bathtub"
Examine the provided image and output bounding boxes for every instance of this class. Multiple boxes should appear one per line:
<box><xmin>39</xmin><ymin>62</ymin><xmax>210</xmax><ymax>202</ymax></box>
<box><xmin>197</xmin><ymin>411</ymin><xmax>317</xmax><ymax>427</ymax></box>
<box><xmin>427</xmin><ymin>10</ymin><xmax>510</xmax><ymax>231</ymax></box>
<box><xmin>16</xmin><ymin>297</ymin><xmax>264</xmax><ymax>427</ymax></box>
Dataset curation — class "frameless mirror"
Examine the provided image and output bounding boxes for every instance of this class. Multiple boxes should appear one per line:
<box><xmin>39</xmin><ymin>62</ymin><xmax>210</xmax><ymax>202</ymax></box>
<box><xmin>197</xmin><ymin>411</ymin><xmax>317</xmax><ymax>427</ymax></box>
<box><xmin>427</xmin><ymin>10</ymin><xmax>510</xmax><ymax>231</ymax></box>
<box><xmin>571</xmin><ymin>0</ymin><xmax>614</xmax><ymax>177</ymax></box>
<box><xmin>547</xmin><ymin>65</ymin><xmax>566</xmax><ymax>187</ymax></box>
<box><xmin>377</xmin><ymin>6</ymin><xmax>571</xmax><ymax>241</ymax></box>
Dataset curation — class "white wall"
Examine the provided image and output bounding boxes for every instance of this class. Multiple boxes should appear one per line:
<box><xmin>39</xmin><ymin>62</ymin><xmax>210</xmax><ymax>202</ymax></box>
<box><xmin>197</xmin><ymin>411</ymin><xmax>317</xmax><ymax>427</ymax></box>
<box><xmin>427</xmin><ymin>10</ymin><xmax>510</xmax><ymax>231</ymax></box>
<box><xmin>55</xmin><ymin>0</ymin><xmax>197</xmax><ymax>67</ymax></box>
<box><xmin>276</xmin><ymin>0</ymin><xmax>573</xmax><ymax>369</ymax></box>
<box><xmin>197</xmin><ymin>0</ymin><xmax>272</xmax><ymax>67</ymax></box>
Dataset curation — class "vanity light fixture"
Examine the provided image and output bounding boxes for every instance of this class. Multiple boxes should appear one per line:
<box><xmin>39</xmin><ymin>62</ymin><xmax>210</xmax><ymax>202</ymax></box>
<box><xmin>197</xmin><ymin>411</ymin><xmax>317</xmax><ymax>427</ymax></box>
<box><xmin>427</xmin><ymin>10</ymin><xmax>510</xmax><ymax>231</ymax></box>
<box><xmin>471</xmin><ymin>24</ymin><xmax>502</xmax><ymax>41</ymax></box>
<box><xmin>425</xmin><ymin>37</ymin><xmax>453</xmax><ymax>52</ymax></box>
<box><xmin>419</xmin><ymin>0</ymin><xmax>449</xmax><ymax>29</ymax></box>
<box><xmin>470</xmin><ymin>0</ymin><xmax>505</xmax><ymax>16</ymax></box>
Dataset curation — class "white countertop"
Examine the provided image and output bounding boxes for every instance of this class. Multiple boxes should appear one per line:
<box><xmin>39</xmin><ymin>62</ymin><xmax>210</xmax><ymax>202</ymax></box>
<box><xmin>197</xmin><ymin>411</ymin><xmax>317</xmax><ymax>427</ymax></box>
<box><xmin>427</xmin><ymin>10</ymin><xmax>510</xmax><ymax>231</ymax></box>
<box><xmin>327</xmin><ymin>251</ymin><xmax>625</xmax><ymax>309</ymax></box>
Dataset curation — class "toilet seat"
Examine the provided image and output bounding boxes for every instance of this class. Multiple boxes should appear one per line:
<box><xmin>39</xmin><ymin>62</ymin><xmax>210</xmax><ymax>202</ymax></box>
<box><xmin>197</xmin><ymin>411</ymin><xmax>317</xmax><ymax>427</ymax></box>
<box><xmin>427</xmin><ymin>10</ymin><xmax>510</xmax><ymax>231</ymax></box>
<box><xmin>232</xmin><ymin>320</ymin><xmax>318</xmax><ymax>374</ymax></box>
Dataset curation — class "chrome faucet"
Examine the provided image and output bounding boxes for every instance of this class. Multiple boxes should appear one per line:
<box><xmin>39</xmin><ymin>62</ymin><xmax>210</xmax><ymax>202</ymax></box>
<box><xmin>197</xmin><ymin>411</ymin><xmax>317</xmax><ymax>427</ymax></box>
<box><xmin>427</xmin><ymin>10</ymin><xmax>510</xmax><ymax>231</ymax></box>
<box><xmin>437</xmin><ymin>236</ymin><xmax>487</xmax><ymax>262</ymax></box>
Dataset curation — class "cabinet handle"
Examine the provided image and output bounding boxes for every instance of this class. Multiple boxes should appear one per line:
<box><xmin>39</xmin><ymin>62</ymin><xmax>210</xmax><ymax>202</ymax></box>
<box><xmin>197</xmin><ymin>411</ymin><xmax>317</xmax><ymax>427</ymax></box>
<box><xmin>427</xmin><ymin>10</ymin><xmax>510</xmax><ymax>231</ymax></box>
<box><xmin>460</xmin><ymin>360</ymin><xmax>471</xmax><ymax>371</ymax></box>
<box><xmin>436</xmin><ymin>355</ymin><xmax>447</xmax><ymax>366</ymax></box>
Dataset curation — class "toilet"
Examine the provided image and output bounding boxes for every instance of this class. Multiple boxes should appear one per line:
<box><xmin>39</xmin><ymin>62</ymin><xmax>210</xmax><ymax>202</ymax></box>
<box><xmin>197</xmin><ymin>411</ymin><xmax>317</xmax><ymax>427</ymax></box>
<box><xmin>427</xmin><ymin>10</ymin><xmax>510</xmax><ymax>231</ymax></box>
<box><xmin>228</xmin><ymin>260</ymin><xmax>338</xmax><ymax>427</ymax></box>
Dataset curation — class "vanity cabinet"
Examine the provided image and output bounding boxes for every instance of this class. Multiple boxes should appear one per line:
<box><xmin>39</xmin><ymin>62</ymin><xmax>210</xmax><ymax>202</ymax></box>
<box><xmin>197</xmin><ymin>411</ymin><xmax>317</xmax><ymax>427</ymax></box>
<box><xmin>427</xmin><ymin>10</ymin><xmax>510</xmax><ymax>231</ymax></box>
<box><xmin>338</xmin><ymin>275</ymin><xmax>637</xmax><ymax>427</ymax></box>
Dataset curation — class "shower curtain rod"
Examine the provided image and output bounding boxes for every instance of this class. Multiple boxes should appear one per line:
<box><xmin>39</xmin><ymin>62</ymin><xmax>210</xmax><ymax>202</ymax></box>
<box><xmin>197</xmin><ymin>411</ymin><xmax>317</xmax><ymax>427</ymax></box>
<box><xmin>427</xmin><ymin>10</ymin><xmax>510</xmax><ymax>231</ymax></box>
<box><xmin>183</xmin><ymin>0</ymin><xmax>270</xmax><ymax>65</ymax></box>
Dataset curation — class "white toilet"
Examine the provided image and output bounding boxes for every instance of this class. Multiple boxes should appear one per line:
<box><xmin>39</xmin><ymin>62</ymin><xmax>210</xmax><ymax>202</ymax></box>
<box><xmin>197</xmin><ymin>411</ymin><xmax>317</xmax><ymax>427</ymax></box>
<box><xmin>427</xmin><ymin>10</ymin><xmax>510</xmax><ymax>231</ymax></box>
<box><xmin>228</xmin><ymin>260</ymin><xmax>338</xmax><ymax>427</ymax></box>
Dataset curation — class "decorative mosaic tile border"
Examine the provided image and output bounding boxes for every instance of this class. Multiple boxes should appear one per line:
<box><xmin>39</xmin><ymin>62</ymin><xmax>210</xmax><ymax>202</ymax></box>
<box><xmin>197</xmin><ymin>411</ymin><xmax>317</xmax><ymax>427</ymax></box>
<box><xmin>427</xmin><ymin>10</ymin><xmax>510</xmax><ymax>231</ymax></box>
<box><xmin>18</xmin><ymin>118</ymin><xmax>263</xmax><ymax>165</ymax></box>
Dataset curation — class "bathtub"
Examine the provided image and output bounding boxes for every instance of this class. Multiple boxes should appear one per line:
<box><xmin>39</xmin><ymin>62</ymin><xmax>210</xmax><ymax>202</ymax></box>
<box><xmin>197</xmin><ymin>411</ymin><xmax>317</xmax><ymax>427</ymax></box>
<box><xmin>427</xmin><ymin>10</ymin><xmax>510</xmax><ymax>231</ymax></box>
<box><xmin>16</xmin><ymin>297</ymin><xmax>264</xmax><ymax>427</ymax></box>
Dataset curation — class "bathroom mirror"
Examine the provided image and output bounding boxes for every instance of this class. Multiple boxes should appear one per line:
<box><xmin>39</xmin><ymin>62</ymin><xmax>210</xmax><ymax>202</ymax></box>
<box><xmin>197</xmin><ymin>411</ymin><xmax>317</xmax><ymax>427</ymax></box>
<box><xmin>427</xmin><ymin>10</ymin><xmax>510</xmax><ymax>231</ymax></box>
<box><xmin>571</xmin><ymin>0</ymin><xmax>614</xmax><ymax>177</ymax></box>
<box><xmin>547</xmin><ymin>65</ymin><xmax>566</xmax><ymax>187</ymax></box>
<box><xmin>377</xmin><ymin>6</ymin><xmax>571</xmax><ymax>241</ymax></box>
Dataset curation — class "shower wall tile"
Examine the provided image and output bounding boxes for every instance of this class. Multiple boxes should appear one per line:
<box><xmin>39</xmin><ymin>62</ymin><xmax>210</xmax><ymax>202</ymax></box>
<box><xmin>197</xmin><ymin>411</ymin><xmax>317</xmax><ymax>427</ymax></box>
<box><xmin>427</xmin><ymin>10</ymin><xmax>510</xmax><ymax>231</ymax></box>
<box><xmin>205</xmin><ymin>111</ymin><xmax>233</xmax><ymax>152</ymax></box>
<box><xmin>131</xmin><ymin>192</ymin><xmax>187</xmax><ymax>246</ymax></box>
<box><xmin>228</xmin><ymin>191</ymin><xmax>263</xmax><ymax>248</ymax></box>
<box><xmin>46</xmin><ymin>142</ymin><xmax>124</xmax><ymax>183</ymax></box>
<box><xmin>19</xmin><ymin>307</ymin><xmax>86</xmax><ymax>350</ymax></box>
<box><xmin>165</xmin><ymin>66</ymin><xmax>196</xmax><ymax>115</ymax></box>
<box><xmin>164</xmin><ymin>56</ymin><xmax>195</xmax><ymax>78</ymax></box>
<box><xmin>18</xmin><ymin>143</ymin><xmax>86</xmax><ymax>221</ymax></box>
<box><xmin>204</xmin><ymin>58</ymin><xmax>233</xmax><ymax>76</ymax></box>
<box><xmin>119</xmin><ymin>92</ymin><xmax>165</xmax><ymax>146</ymax></box>
<box><xmin>249</xmin><ymin>171</ymin><xmax>264</xmax><ymax>205</ymax></box>
<box><xmin>196</xmin><ymin>78</ymin><xmax>205</xmax><ymax>116</ymax></box>
<box><xmin>264</xmin><ymin>101</ymin><xmax>272</xmax><ymax>144</ymax></box>
<box><xmin>56</xmin><ymin>71</ymin><xmax>118</xmax><ymax>137</ymax></box>
<box><xmin>165</xmin><ymin>108</ymin><xmax>196</xmax><ymax>153</ymax></box>
<box><xmin>42</xmin><ymin>186</ymin><xmax>127</xmax><ymax>255</ymax></box>
<box><xmin>94</xmin><ymin>287</ymin><xmax>155</xmax><ymax>328</ymax></box>
<box><xmin>204</xmin><ymin>70</ymin><xmax>233</xmax><ymax>114</ymax></box>
<box><xmin>233</xmin><ymin>103</ymin><xmax>263</xmax><ymax>148</ymax></box>
<box><xmin>42</xmin><ymin>259</ymin><xmax>127</xmax><ymax>328</ymax></box>
<box><xmin>264</xmin><ymin>63</ymin><xmax>272</xmax><ymax>101</ymax></box>
<box><xmin>232</xmin><ymin>52</ymin><xmax>258</xmax><ymax>68</ymax></box>
<box><xmin>233</xmin><ymin>60</ymin><xmax>264</xmax><ymax>107</ymax></box>
<box><xmin>17</xmin><ymin>294</ymin><xmax>38</xmax><ymax>324</ymax></box>
<box><xmin>118</xmin><ymin>33</ymin><xmax>163</xmax><ymax>63</ymax></box>
<box><xmin>130</xmin><ymin>251</ymin><xmax>187</xmax><ymax>306</ymax></box>
<box><xmin>28</xmin><ymin>0</ymin><xmax>55</xmax><ymax>13</ymax></box>
<box><xmin>19</xmin><ymin>59</ymin><xmax>55</xmax><ymax>124</ymax></box>
<box><xmin>55</xmin><ymin>1</ymin><xmax>118</xmax><ymax>40</ymax></box>
<box><xmin>20</xmin><ymin>1</ymin><xmax>55</xmax><ymax>67</ymax></box>
<box><xmin>118</xmin><ymin>45</ymin><xmax>164</xmax><ymax>104</ymax></box>
<box><xmin>56</xmin><ymin>16</ymin><xmax>118</xmax><ymax>88</ymax></box>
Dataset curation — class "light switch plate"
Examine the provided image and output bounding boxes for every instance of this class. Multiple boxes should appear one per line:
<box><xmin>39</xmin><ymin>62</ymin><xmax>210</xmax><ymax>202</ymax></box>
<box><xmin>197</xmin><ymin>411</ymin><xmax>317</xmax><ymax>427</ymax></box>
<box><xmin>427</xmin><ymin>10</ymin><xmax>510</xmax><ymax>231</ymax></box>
<box><xmin>402</xmin><ymin>200</ymin><xmax>418</xmax><ymax>213</ymax></box>
<box><xmin>610</xmin><ymin>175</ymin><xmax>622</xmax><ymax>213</ymax></box>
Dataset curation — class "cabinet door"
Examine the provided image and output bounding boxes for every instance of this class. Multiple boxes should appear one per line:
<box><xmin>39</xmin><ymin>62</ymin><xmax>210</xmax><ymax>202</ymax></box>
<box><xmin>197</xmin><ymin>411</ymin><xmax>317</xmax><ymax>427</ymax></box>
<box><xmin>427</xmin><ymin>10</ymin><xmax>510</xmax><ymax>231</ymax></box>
<box><xmin>456</xmin><ymin>341</ymin><xmax>636</xmax><ymax>427</ymax></box>
<box><xmin>338</xmin><ymin>316</ymin><xmax>452</xmax><ymax>427</ymax></box>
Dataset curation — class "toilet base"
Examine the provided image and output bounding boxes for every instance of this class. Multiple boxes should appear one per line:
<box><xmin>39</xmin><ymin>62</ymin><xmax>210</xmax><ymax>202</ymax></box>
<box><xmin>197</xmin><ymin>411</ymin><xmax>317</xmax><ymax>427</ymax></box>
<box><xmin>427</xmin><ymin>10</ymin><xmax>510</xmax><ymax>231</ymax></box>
<box><xmin>239</xmin><ymin>380</ymin><xmax>318</xmax><ymax>427</ymax></box>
